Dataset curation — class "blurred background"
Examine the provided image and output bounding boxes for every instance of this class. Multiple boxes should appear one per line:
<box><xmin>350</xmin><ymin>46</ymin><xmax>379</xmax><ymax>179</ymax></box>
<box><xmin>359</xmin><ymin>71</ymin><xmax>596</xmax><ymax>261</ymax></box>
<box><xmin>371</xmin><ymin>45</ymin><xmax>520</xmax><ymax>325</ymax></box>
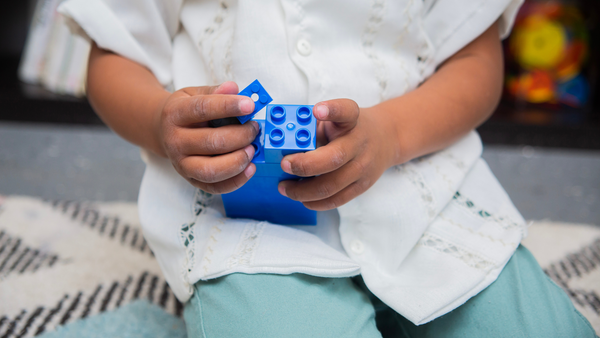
<box><xmin>0</xmin><ymin>0</ymin><xmax>599</xmax><ymax>223</ymax></box>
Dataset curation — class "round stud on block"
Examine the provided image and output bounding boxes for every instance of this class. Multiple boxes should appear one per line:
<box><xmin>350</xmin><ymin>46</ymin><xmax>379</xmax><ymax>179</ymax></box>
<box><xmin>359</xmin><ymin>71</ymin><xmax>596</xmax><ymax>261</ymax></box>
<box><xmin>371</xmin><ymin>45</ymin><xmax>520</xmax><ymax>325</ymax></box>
<box><xmin>260</xmin><ymin>94</ymin><xmax>269</xmax><ymax>104</ymax></box>
<box><xmin>296</xmin><ymin>128</ymin><xmax>311</xmax><ymax>147</ymax></box>
<box><xmin>269</xmin><ymin>128</ymin><xmax>285</xmax><ymax>146</ymax></box>
<box><xmin>251</xmin><ymin>83</ymin><xmax>260</xmax><ymax>92</ymax></box>
<box><xmin>296</xmin><ymin>106</ymin><xmax>311</xmax><ymax>125</ymax></box>
<box><xmin>270</xmin><ymin>106</ymin><xmax>286</xmax><ymax>124</ymax></box>
<box><xmin>286</xmin><ymin>123</ymin><xmax>295</xmax><ymax>130</ymax></box>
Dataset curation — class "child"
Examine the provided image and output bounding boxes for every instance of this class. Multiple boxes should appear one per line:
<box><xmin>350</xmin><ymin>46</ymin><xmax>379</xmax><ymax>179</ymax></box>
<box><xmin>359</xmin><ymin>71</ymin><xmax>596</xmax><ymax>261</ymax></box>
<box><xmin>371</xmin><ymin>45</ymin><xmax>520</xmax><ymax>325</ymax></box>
<box><xmin>59</xmin><ymin>0</ymin><xmax>596</xmax><ymax>336</ymax></box>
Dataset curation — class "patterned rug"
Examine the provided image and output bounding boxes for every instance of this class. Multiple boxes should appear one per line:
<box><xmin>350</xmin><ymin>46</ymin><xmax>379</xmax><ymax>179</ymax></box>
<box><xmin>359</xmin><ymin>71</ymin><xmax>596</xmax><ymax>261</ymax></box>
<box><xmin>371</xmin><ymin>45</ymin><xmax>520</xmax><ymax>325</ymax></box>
<box><xmin>0</xmin><ymin>195</ymin><xmax>598</xmax><ymax>337</ymax></box>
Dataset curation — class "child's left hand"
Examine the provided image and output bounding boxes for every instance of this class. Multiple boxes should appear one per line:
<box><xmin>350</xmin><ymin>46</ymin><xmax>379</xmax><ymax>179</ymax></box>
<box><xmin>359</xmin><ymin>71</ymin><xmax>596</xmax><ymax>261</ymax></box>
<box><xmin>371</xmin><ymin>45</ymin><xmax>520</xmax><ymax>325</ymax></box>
<box><xmin>277</xmin><ymin>99</ymin><xmax>399</xmax><ymax>211</ymax></box>
<box><xmin>278</xmin><ymin>20</ymin><xmax>505</xmax><ymax>211</ymax></box>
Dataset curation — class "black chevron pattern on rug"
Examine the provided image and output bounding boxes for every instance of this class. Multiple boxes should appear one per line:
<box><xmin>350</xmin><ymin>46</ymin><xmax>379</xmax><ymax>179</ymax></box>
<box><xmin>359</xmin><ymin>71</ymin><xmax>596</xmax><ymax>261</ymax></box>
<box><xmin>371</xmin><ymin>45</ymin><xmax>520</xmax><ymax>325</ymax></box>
<box><xmin>0</xmin><ymin>231</ymin><xmax>61</xmax><ymax>281</ymax></box>
<box><xmin>544</xmin><ymin>238</ymin><xmax>600</xmax><ymax>315</ymax></box>
<box><xmin>45</xmin><ymin>200</ymin><xmax>152</xmax><ymax>256</ymax></box>
<box><xmin>0</xmin><ymin>270</ymin><xmax>183</xmax><ymax>338</ymax></box>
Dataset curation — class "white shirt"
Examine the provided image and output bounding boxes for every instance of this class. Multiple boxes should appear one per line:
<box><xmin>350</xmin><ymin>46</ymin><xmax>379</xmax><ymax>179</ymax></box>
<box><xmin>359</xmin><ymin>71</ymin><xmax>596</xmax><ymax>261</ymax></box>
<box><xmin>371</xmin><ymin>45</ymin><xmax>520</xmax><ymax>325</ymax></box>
<box><xmin>60</xmin><ymin>0</ymin><xmax>525</xmax><ymax>325</ymax></box>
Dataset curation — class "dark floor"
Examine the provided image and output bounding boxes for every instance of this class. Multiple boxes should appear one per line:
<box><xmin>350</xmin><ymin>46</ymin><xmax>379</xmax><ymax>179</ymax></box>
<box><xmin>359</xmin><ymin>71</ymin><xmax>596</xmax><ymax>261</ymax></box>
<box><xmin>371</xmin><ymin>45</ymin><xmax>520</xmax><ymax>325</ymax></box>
<box><xmin>0</xmin><ymin>121</ymin><xmax>599</xmax><ymax>224</ymax></box>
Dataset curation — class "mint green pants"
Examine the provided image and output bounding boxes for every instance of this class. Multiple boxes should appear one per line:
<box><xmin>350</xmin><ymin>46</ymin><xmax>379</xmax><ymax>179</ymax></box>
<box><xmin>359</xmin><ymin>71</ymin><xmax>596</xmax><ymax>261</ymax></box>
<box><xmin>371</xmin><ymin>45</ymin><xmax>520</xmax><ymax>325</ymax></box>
<box><xmin>184</xmin><ymin>246</ymin><xmax>597</xmax><ymax>337</ymax></box>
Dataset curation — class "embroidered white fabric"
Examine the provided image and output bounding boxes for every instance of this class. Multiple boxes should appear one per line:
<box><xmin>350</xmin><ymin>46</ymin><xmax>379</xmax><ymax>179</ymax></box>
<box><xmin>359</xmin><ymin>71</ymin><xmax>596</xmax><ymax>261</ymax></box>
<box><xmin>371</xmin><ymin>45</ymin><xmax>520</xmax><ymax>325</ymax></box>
<box><xmin>452</xmin><ymin>191</ymin><xmax>524</xmax><ymax>232</ymax></box>
<box><xmin>59</xmin><ymin>0</ymin><xmax>526</xmax><ymax>325</ymax></box>
<box><xmin>227</xmin><ymin>222</ymin><xmax>266</xmax><ymax>268</ymax></box>
<box><xmin>418</xmin><ymin>232</ymin><xmax>496</xmax><ymax>271</ymax></box>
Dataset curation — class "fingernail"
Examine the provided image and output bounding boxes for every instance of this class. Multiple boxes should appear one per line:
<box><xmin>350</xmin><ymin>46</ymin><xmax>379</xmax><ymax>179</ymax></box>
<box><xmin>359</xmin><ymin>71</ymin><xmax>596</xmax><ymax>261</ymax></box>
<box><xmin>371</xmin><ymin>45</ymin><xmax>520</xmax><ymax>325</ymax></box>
<box><xmin>250</xmin><ymin>121</ymin><xmax>260</xmax><ymax>133</ymax></box>
<box><xmin>278</xmin><ymin>182</ymin><xmax>287</xmax><ymax>197</ymax></box>
<box><xmin>244</xmin><ymin>145</ymin><xmax>255</xmax><ymax>160</ymax></box>
<box><xmin>281</xmin><ymin>159</ymin><xmax>292</xmax><ymax>174</ymax></box>
<box><xmin>315</xmin><ymin>105</ymin><xmax>328</xmax><ymax>119</ymax></box>
<box><xmin>244</xmin><ymin>164</ymin><xmax>256</xmax><ymax>178</ymax></box>
<box><xmin>239</xmin><ymin>98</ymin><xmax>254</xmax><ymax>114</ymax></box>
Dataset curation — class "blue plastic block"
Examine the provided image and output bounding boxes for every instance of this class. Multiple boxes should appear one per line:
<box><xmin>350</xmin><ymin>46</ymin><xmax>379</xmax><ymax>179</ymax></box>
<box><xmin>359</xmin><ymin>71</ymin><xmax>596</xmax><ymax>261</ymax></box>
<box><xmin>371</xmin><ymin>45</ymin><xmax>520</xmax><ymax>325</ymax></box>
<box><xmin>264</xmin><ymin>104</ymin><xmax>316</xmax><ymax>163</ymax></box>
<box><xmin>222</xmin><ymin>107</ymin><xmax>318</xmax><ymax>225</ymax></box>
<box><xmin>247</xmin><ymin>120</ymin><xmax>295</xmax><ymax>179</ymax></box>
<box><xmin>249</xmin><ymin>120</ymin><xmax>266</xmax><ymax>163</ymax></box>
<box><xmin>237</xmin><ymin>80</ymin><xmax>273</xmax><ymax>125</ymax></box>
<box><xmin>221</xmin><ymin>176</ymin><xmax>317</xmax><ymax>225</ymax></box>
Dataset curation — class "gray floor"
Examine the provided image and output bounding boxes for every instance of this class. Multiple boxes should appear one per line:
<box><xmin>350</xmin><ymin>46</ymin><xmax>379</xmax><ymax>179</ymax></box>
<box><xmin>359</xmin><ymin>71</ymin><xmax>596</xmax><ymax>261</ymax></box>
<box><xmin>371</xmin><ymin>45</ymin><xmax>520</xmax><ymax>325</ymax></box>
<box><xmin>0</xmin><ymin>122</ymin><xmax>144</xmax><ymax>201</ymax></box>
<box><xmin>1</xmin><ymin>122</ymin><xmax>599</xmax><ymax>224</ymax></box>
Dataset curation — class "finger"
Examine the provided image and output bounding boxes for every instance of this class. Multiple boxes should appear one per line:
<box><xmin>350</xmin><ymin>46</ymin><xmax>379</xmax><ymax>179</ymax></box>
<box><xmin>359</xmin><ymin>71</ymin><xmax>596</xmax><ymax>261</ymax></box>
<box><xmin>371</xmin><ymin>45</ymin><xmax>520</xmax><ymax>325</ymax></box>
<box><xmin>315</xmin><ymin>120</ymin><xmax>328</xmax><ymax>147</ymax></box>
<box><xmin>170</xmin><ymin>121</ymin><xmax>260</xmax><ymax>156</ymax></box>
<box><xmin>177</xmin><ymin>145</ymin><xmax>255</xmax><ymax>184</ymax></box>
<box><xmin>278</xmin><ymin>159</ymin><xmax>366</xmax><ymax>202</ymax></box>
<box><xmin>191</xmin><ymin>164</ymin><xmax>256</xmax><ymax>194</ymax></box>
<box><xmin>168</xmin><ymin>94</ymin><xmax>254</xmax><ymax>126</ymax></box>
<box><xmin>313</xmin><ymin>99</ymin><xmax>360</xmax><ymax>129</ymax></box>
<box><xmin>281</xmin><ymin>135</ymin><xmax>362</xmax><ymax>177</ymax></box>
<box><xmin>301</xmin><ymin>178</ymin><xmax>372</xmax><ymax>211</ymax></box>
<box><xmin>212</xmin><ymin>81</ymin><xmax>240</xmax><ymax>95</ymax></box>
<box><xmin>180</xmin><ymin>81</ymin><xmax>239</xmax><ymax>96</ymax></box>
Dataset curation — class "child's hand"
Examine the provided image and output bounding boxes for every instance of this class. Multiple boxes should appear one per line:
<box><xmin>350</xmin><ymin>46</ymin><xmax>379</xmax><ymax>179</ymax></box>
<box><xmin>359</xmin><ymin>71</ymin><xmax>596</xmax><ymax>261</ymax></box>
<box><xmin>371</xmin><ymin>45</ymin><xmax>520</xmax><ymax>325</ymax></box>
<box><xmin>277</xmin><ymin>99</ymin><xmax>399</xmax><ymax>211</ymax></box>
<box><xmin>156</xmin><ymin>81</ymin><xmax>260</xmax><ymax>194</ymax></box>
<box><xmin>275</xmin><ymin>20</ymin><xmax>505</xmax><ymax>211</ymax></box>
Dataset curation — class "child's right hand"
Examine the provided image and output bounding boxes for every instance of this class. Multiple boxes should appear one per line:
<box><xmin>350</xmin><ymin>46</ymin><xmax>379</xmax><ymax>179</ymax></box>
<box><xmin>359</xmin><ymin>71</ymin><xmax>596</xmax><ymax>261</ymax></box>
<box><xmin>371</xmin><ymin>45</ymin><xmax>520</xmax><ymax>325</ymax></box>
<box><xmin>155</xmin><ymin>81</ymin><xmax>260</xmax><ymax>194</ymax></box>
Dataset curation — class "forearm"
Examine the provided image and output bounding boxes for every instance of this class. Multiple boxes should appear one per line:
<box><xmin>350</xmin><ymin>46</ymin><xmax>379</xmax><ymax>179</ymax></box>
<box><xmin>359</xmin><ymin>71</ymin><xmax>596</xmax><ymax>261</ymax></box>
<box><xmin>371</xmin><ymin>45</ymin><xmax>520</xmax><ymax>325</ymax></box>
<box><xmin>379</xmin><ymin>21</ymin><xmax>503</xmax><ymax>165</ymax></box>
<box><xmin>87</xmin><ymin>43</ymin><xmax>170</xmax><ymax>157</ymax></box>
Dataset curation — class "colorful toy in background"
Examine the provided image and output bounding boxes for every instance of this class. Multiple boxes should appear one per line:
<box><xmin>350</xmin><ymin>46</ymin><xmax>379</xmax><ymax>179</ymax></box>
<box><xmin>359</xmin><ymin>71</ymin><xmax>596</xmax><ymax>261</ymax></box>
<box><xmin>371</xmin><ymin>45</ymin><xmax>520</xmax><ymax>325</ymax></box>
<box><xmin>505</xmin><ymin>1</ymin><xmax>589</xmax><ymax>108</ymax></box>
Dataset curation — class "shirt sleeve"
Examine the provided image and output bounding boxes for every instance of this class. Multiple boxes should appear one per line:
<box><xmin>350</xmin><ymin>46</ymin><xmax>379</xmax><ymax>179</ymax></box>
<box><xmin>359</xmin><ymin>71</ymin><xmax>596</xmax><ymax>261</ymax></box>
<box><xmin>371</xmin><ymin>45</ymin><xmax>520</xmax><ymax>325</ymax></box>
<box><xmin>423</xmin><ymin>0</ymin><xmax>523</xmax><ymax>68</ymax></box>
<box><xmin>58</xmin><ymin>0</ymin><xmax>184</xmax><ymax>86</ymax></box>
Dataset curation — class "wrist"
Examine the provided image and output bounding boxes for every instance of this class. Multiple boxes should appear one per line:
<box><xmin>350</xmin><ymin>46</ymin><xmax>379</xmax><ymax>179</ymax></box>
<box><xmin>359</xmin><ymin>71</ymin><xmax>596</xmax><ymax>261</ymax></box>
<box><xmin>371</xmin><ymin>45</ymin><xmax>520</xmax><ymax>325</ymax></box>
<box><xmin>363</xmin><ymin>106</ymin><xmax>407</xmax><ymax>168</ymax></box>
<box><xmin>148</xmin><ymin>90</ymin><xmax>172</xmax><ymax>158</ymax></box>
<box><xmin>367</xmin><ymin>101</ymin><xmax>417</xmax><ymax>167</ymax></box>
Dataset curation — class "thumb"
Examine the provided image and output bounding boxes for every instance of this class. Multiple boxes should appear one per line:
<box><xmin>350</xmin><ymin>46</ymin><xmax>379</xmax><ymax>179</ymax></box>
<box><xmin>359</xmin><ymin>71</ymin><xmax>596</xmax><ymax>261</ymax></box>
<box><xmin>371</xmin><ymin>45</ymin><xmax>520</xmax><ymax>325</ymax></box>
<box><xmin>313</xmin><ymin>99</ymin><xmax>360</xmax><ymax>132</ymax></box>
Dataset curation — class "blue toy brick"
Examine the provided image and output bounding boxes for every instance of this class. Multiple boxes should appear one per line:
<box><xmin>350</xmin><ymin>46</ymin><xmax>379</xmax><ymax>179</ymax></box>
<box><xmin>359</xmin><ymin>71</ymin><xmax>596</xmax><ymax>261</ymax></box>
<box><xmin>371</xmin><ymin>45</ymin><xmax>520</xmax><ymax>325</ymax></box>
<box><xmin>237</xmin><ymin>80</ymin><xmax>273</xmax><ymax>125</ymax></box>
<box><xmin>221</xmin><ymin>176</ymin><xmax>317</xmax><ymax>225</ymax></box>
<box><xmin>248</xmin><ymin>120</ymin><xmax>296</xmax><ymax>179</ymax></box>
<box><xmin>222</xmin><ymin>101</ymin><xmax>318</xmax><ymax>225</ymax></box>
<box><xmin>223</xmin><ymin>126</ymin><xmax>315</xmax><ymax>224</ymax></box>
<box><xmin>249</xmin><ymin>120</ymin><xmax>266</xmax><ymax>163</ymax></box>
<box><xmin>264</xmin><ymin>104</ymin><xmax>316</xmax><ymax>163</ymax></box>
<box><xmin>254</xmin><ymin>163</ymin><xmax>296</xmax><ymax>179</ymax></box>
<box><xmin>247</xmin><ymin>120</ymin><xmax>298</xmax><ymax>180</ymax></box>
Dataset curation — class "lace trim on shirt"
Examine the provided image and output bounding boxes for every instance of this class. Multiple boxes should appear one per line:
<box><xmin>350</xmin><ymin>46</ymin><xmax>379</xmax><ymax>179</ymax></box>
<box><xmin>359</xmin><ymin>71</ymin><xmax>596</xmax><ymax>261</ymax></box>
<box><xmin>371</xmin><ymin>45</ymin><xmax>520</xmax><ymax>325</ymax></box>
<box><xmin>438</xmin><ymin>149</ymin><xmax>467</xmax><ymax>171</ymax></box>
<box><xmin>417</xmin><ymin>232</ymin><xmax>496</xmax><ymax>271</ymax></box>
<box><xmin>397</xmin><ymin>163</ymin><xmax>437</xmax><ymax>219</ymax></box>
<box><xmin>438</xmin><ymin>212</ymin><xmax>519</xmax><ymax>248</ymax></box>
<box><xmin>193</xmin><ymin>189</ymin><xmax>213</xmax><ymax>217</ymax></box>
<box><xmin>393</xmin><ymin>0</ymin><xmax>414</xmax><ymax>93</ymax></box>
<box><xmin>362</xmin><ymin>0</ymin><xmax>388</xmax><ymax>101</ymax></box>
<box><xmin>223</xmin><ymin>31</ymin><xmax>234</xmax><ymax>81</ymax></box>
<box><xmin>227</xmin><ymin>222</ymin><xmax>266</xmax><ymax>268</ymax></box>
<box><xmin>452</xmin><ymin>191</ymin><xmax>524</xmax><ymax>234</ymax></box>
<box><xmin>293</xmin><ymin>0</ymin><xmax>307</xmax><ymax>31</ymax></box>
<box><xmin>198</xmin><ymin>1</ymin><xmax>230</xmax><ymax>84</ymax></box>
<box><xmin>180</xmin><ymin>221</ymin><xmax>196</xmax><ymax>274</ymax></box>
<box><xmin>179</xmin><ymin>189</ymin><xmax>214</xmax><ymax>291</ymax></box>
<box><xmin>201</xmin><ymin>223</ymin><xmax>223</xmax><ymax>274</ymax></box>
<box><xmin>409</xmin><ymin>154</ymin><xmax>458</xmax><ymax>193</ymax></box>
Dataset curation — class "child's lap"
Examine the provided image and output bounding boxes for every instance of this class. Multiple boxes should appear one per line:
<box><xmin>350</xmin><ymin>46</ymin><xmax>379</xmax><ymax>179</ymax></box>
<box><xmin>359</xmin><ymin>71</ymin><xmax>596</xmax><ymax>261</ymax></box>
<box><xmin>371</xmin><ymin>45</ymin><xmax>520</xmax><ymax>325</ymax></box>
<box><xmin>183</xmin><ymin>273</ymin><xmax>380</xmax><ymax>337</ymax></box>
<box><xmin>184</xmin><ymin>246</ymin><xmax>596</xmax><ymax>338</ymax></box>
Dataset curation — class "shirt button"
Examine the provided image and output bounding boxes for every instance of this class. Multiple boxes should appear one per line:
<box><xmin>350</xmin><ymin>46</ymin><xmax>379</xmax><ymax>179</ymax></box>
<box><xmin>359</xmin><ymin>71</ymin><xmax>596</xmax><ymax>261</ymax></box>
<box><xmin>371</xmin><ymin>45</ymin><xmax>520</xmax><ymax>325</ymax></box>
<box><xmin>296</xmin><ymin>39</ymin><xmax>312</xmax><ymax>56</ymax></box>
<box><xmin>350</xmin><ymin>240</ymin><xmax>364</xmax><ymax>254</ymax></box>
